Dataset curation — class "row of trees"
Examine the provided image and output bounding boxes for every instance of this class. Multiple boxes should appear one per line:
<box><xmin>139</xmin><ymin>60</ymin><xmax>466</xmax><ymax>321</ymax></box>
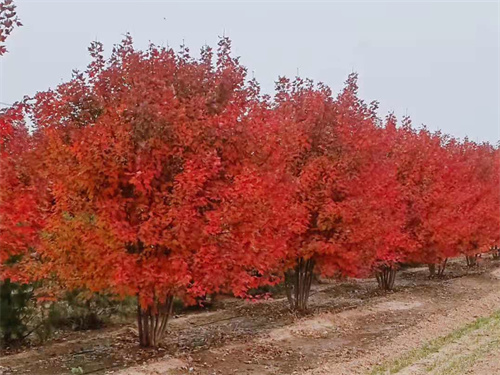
<box><xmin>1</xmin><ymin>36</ymin><xmax>499</xmax><ymax>347</ymax></box>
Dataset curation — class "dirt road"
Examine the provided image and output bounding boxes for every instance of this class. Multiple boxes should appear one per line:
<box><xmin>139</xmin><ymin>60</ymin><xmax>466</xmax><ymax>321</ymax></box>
<box><xmin>308</xmin><ymin>276</ymin><xmax>500</xmax><ymax>375</ymax></box>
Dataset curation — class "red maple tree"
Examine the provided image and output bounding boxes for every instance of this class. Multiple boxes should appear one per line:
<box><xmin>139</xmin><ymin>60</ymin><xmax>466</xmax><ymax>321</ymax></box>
<box><xmin>272</xmin><ymin>74</ymin><xmax>412</xmax><ymax>306</ymax></box>
<box><xmin>28</xmin><ymin>36</ymin><xmax>291</xmax><ymax>346</ymax></box>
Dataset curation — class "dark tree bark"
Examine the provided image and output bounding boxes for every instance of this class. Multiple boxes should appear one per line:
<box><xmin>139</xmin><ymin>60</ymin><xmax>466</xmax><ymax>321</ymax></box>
<box><xmin>466</xmin><ymin>255</ymin><xmax>478</xmax><ymax>268</ymax></box>
<box><xmin>428</xmin><ymin>263</ymin><xmax>436</xmax><ymax>278</ymax></box>
<box><xmin>375</xmin><ymin>265</ymin><xmax>397</xmax><ymax>290</ymax></box>
<box><xmin>492</xmin><ymin>246</ymin><xmax>500</xmax><ymax>260</ymax></box>
<box><xmin>437</xmin><ymin>258</ymin><xmax>448</xmax><ymax>277</ymax></box>
<box><xmin>137</xmin><ymin>295</ymin><xmax>174</xmax><ymax>347</ymax></box>
<box><xmin>285</xmin><ymin>257</ymin><xmax>315</xmax><ymax>312</ymax></box>
<box><xmin>428</xmin><ymin>258</ymin><xmax>448</xmax><ymax>278</ymax></box>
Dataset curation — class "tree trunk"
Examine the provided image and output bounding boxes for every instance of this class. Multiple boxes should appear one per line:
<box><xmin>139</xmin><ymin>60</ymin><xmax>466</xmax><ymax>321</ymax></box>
<box><xmin>492</xmin><ymin>246</ymin><xmax>500</xmax><ymax>260</ymax></box>
<box><xmin>285</xmin><ymin>257</ymin><xmax>315</xmax><ymax>312</ymax></box>
<box><xmin>375</xmin><ymin>265</ymin><xmax>397</xmax><ymax>290</ymax></box>
<box><xmin>437</xmin><ymin>258</ymin><xmax>448</xmax><ymax>277</ymax></box>
<box><xmin>466</xmin><ymin>255</ymin><xmax>478</xmax><ymax>268</ymax></box>
<box><xmin>429</xmin><ymin>258</ymin><xmax>448</xmax><ymax>278</ymax></box>
<box><xmin>137</xmin><ymin>295</ymin><xmax>174</xmax><ymax>347</ymax></box>
<box><xmin>428</xmin><ymin>263</ymin><xmax>436</xmax><ymax>278</ymax></box>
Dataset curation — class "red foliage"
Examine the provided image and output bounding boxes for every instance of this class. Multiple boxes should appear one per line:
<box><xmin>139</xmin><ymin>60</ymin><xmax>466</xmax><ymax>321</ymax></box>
<box><xmin>273</xmin><ymin>74</ymin><xmax>410</xmax><ymax>279</ymax></box>
<box><xmin>0</xmin><ymin>0</ymin><xmax>22</xmax><ymax>56</ymax></box>
<box><xmin>26</xmin><ymin>36</ymin><xmax>290</xmax><ymax>308</ymax></box>
<box><xmin>450</xmin><ymin>142</ymin><xmax>500</xmax><ymax>256</ymax></box>
<box><xmin>1</xmin><ymin>36</ymin><xmax>498</xmax><ymax>338</ymax></box>
<box><xmin>0</xmin><ymin>104</ymin><xmax>44</xmax><ymax>279</ymax></box>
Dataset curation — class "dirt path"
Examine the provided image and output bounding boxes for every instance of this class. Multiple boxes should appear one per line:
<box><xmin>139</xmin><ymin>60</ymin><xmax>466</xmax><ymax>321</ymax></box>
<box><xmin>1</xmin><ymin>259</ymin><xmax>499</xmax><ymax>375</ymax></box>
<box><xmin>116</xmin><ymin>260</ymin><xmax>500</xmax><ymax>375</ymax></box>
<box><xmin>304</xmin><ymin>265</ymin><xmax>500</xmax><ymax>375</ymax></box>
<box><xmin>309</xmin><ymin>285</ymin><xmax>500</xmax><ymax>375</ymax></box>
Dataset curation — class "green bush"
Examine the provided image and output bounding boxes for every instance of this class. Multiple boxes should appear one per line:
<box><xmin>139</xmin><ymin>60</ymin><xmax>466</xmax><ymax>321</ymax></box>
<box><xmin>1</xmin><ymin>283</ymin><xmax>137</xmax><ymax>346</ymax></box>
<box><xmin>45</xmin><ymin>291</ymin><xmax>136</xmax><ymax>332</ymax></box>
<box><xmin>0</xmin><ymin>279</ymin><xmax>35</xmax><ymax>346</ymax></box>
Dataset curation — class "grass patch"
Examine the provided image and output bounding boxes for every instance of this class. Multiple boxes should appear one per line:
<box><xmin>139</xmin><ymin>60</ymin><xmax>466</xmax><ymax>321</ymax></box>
<box><xmin>437</xmin><ymin>337</ymin><xmax>500</xmax><ymax>375</ymax></box>
<box><xmin>369</xmin><ymin>310</ymin><xmax>500</xmax><ymax>375</ymax></box>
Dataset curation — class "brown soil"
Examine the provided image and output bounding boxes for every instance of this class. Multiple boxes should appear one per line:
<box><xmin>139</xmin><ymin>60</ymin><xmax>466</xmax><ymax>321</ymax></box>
<box><xmin>1</xmin><ymin>258</ymin><xmax>499</xmax><ymax>375</ymax></box>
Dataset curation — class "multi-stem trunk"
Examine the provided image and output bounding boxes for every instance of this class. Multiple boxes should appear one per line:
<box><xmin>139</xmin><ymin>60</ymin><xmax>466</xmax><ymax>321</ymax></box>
<box><xmin>137</xmin><ymin>295</ymin><xmax>174</xmax><ymax>347</ymax></box>
<box><xmin>492</xmin><ymin>246</ymin><xmax>500</xmax><ymax>260</ymax></box>
<box><xmin>465</xmin><ymin>255</ymin><xmax>478</xmax><ymax>268</ymax></box>
<box><xmin>437</xmin><ymin>258</ymin><xmax>448</xmax><ymax>277</ymax></box>
<box><xmin>375</xmin><ymin>264</ymin><xmax>397</xmax><ymax>290</ymax></box>
<box><xmin>428</xmin><ymin>258</ymin><xmax>448</xmax><ymax>278</ymax></box>
<box><xmin>285</xmin><ymin>257</ymin><xmax>315</xmax><ymax>312</ymax></box>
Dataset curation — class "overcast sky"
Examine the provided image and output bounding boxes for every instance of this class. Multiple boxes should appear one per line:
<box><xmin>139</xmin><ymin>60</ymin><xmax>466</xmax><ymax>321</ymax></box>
<box><xmin>1</xmin><ymin>1</ymin><xmax>498</xmax><ymax>143</ymax></box>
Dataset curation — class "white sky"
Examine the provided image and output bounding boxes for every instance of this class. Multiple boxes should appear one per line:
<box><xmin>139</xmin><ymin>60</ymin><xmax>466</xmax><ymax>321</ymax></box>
<box><xmin>1</xmin><ymin>0</ymin><xmax>499</xmax><ymax>143</ymax></box>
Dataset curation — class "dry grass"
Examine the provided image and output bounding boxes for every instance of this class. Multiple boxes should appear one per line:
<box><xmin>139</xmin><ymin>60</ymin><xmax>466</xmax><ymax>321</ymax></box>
<box><xmin>370</xmin><ymin>310</ymin><xmax>500</xmax><ymax>375</ymax></box>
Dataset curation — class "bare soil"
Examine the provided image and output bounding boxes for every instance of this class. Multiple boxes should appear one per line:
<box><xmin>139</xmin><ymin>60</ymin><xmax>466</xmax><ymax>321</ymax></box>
<box><xmin>1</xmin><ymin>258</ymin><xmax>499</xmax><ymax>375</ymax></box>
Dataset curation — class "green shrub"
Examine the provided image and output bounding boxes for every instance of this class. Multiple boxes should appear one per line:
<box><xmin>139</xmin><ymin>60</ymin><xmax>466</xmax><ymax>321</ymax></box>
<box><xmin>0</xmin><ymin>279</ymin><xmax>35</xmax><ymax>346</ymax></box>
<box><xmin>1</xmin><ymin>283</ymin><xmax>137</xmax><ymax>346</ymax></box>
<box><xmin>45</xmin><ymin>291</ymin><xmax>136</xmax><ymax>331</ymax></box>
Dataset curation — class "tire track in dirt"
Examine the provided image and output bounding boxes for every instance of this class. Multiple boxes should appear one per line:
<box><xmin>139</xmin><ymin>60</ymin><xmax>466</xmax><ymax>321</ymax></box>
<box><xmin>307</xmin><ymin>270</ymin><xmax>500</xmax><ymax>375</ymax></box>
